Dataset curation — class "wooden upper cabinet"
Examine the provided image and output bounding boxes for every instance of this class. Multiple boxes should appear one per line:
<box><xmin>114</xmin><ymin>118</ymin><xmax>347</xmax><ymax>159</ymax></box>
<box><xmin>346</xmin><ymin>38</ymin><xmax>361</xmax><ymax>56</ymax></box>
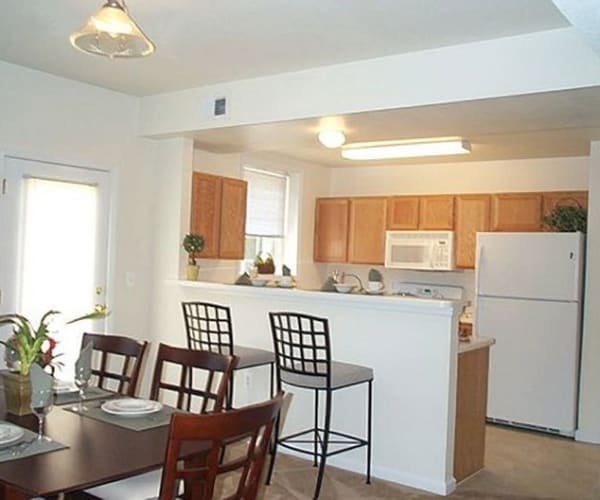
<box><xmin>190</xmin><ymin>172</ymin><xmax>222</xmax><ymax>259</ymax></box>
<box><xmin>190</xmin><ymin>172</ymin><xmax>248</xmax><ymax>260</ymax></box>
<box><xmin>219</xmin><ymin>177</ymin><xmax>248</xmax><ymax>259</ymax></box>
<box><xmin>348</xmin><ymin>197</ymin><xmax>387</xmax><ymax>264</ymax></box>
<box><xmin>419</xmin><ymin>195</ymin><xmax>455</xmax><ymax>229</ymax></box>
<box><xmin>454</xmin><ymin>195</ymin><xmax>490</xmax><ymax>269</ymax></box>
<box><xmin>490</xmin><ymin>193</ymin><xmax>543</xmax><ymax>231</ymax></box>
<box><xmin>542</xmin><ymin>191</ymin><xmax>588</xmax><ymax>218</ymax></box>
<box><xmin>314</xmin><ymin>198</ymin><xmax>349</xmax><ymax>262</ymax></box>
<box><xmin>387</xmin><ymin>196</ymin><xmax>419</xmax><ymax>229</ymax></box>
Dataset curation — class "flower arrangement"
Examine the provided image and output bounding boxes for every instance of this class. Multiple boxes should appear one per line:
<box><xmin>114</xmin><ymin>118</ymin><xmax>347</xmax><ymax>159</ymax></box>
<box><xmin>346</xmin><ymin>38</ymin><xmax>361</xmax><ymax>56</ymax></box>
<box><xmin>182</xmin><ymin>233</ymin><xmax>205</xmax><ymax>265</ymax></box>
<box><xmin>254</xmin><ymin>252</ymin><xmax>275</xmax><ymax>274</ymax></box>
<box><xmin>0</xmin><ymin>306</ymin><xmax>107</xmax><ymax>377</ymax></box>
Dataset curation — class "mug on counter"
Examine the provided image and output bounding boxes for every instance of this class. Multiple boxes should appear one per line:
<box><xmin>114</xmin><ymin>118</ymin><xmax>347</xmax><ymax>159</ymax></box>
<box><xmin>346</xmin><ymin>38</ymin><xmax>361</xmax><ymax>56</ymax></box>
<box><xmin>367</xmin><ymin>280</ymin><xmax>384</xmax><ymax>292</ymax></box>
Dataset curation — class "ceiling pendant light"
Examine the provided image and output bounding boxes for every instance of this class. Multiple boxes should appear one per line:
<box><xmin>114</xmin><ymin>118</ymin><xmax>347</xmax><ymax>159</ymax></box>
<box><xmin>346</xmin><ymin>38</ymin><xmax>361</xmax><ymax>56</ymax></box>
<box><xmin>70</xmin><ymin>0</ymin><xmax>155</xmax><ymax>59</ymax></box>
<box><xmin>341</xmin><ymin>138</ymin><xmax>471</xmax><ymax>160</ymax></box>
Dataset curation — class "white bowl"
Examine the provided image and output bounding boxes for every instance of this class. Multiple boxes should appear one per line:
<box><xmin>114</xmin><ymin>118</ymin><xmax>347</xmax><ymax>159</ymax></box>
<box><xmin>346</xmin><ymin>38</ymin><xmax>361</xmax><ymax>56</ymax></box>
<box><xmin>334</xmin><ymin>283</ymin><xmax>355</xmax><ymax>293</ymax></box>
<box><xmin>251</xmin><ymin>278</ymin><xmax>269</xmax><ymax>287</ymax></box>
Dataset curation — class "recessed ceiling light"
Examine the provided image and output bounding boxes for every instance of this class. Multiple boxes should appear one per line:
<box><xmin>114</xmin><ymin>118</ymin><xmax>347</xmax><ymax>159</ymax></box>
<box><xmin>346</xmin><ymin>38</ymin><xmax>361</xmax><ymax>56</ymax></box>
<box><xmin>318</xmin><ymin>130</ymin><xmax>346</xmax><ymax>148</ymax></box>
<box><xmin>341</xmin><ymin>138</ymin><xmax>471</xmax><ymax>160</ymax></box>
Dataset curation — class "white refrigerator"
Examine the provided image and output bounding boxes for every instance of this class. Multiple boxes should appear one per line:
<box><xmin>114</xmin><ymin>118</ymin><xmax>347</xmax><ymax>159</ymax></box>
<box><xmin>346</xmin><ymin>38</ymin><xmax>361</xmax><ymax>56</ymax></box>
<box><xmin>475</xmin><ymin>232</ymin><xmax>584</xmax><ymax>436</ymax></box>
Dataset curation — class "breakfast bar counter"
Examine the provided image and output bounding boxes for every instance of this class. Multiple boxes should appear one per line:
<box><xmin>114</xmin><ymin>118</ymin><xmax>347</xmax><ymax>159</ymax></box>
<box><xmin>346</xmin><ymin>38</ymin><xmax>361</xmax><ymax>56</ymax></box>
<box><xmin>168</xmin><ymin>280</ymin><xmax>493</xmax><ymax>495</ymax></box>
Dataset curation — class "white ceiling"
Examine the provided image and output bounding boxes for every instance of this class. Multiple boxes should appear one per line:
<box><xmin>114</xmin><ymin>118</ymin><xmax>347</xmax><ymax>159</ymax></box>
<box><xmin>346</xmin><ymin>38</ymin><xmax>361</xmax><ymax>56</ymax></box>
<box><xmin>192</xmin><ymin>87</ymin><xmax>600</xmax><ymax>166</ymax></box>
<box><xmin>5</xmin><ymin>0</ymin><xmax>600</xmax><ymax>166</ymax></box>
<box><xmin>0</xmin><ymin>0</ymin><xmax>568</xmax><ymax>96</ymax></box>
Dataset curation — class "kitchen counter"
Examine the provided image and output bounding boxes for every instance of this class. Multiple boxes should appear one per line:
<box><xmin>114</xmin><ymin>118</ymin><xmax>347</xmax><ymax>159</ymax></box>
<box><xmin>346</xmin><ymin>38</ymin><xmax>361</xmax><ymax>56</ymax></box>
<box><xmin>458</xmin><ymin>336</ymin><xmax>495</xmax><ymax>354</ymax></box>
<box><xmin>172</xmin><ymin>279</ymin><xmax>491</xmax><ymax>495</ymax></box>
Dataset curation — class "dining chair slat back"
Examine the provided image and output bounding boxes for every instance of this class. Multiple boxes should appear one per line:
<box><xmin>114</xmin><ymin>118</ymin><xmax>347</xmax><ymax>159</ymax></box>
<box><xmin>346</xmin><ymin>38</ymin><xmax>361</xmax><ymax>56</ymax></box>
<box><xmin>82</xmin><ymin>332</ymin><xmax>148</xmax><ymax>397</ymax></box>
<box><xmin>159</xmin><ymin>392</ymin><xmax>284</xmax><ymax>500</ymax></box>
<box><xmin>150</xmin><ymin>343</ymin><xmax>238</xmax><ymax>413</ymax></box>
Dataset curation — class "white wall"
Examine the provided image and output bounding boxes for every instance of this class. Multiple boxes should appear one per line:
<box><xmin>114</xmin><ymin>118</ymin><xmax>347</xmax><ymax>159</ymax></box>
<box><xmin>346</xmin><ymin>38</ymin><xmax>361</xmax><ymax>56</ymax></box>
<box><xmin>140</xmin><ymin>28</ymin><xmax>600</xmax><ymax>137</ymax></box>
<box><xmin>330</xmin><ymin>157</ymin><xmax>589</xmax><ymax>195</ymax></box>
<box><xmin>0</xmin><ymin>60</ymin><xmax>157</xmax><ymax>340</ymax></box>
<box><xmin>577</xmin><ymin>141</ymin><xmax>600</xmax><ymax>443</ymax></box>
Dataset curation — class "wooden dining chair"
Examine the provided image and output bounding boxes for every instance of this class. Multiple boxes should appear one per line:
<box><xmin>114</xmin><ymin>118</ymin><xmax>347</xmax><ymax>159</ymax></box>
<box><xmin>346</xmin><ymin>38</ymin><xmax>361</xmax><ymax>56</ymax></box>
<box><xmin>82</xmin><ymin>332</ymin><xmax>149</xmax><ymax>396</ymax></box>
<box><xmin>159</xmin><ymin>392</ymin><xmax>284</xmax><ymax>500</ymax></box>
<box><xmin>82</xmin><ymin>344</ymin><xmax>238</xmax><ymax>500</ymax></box>
<box><xmin>149</xmin><ymin>343</ymin><xmax>239</xmax><ymax>413</ymax></box>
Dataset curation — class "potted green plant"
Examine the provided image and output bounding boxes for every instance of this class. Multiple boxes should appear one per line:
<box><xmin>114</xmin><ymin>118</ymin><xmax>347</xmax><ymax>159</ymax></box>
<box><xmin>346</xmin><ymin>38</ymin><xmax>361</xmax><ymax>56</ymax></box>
<box><xmin>543</xmin><ymin>204</ymin><xmax>587</xmax><ymax>233</ymax></box>
<box><xmin>183</xmin><ymin>233</ymin><xmax>205</xmax><ymax>280</ymax></box>
<box><xmin>254</xmin><ymin>252</ymin><xmax>275</xmax><ymax>274</ymax></box>
<box><xmin>0</xmin><ymin>307</ymin><xmax>108</xmax><ymax>415</ymax></box>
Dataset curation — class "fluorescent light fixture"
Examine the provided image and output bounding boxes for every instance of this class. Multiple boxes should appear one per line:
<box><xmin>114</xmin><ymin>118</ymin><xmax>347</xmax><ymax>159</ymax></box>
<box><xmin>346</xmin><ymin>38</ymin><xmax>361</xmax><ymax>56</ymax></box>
<box><xmin>341</xmin><ymin>138</ymin><xmax>471</xmax><ymax>160</ymax></box>
<box><xmin>70</xmin><ymin>0</ymin><xmax>155</xmax><ymax>58</ymax></box>
<box><xmin>318</xmin><ymin>129</ymin><xmax>346</xmax><ymax>148</ymax></box>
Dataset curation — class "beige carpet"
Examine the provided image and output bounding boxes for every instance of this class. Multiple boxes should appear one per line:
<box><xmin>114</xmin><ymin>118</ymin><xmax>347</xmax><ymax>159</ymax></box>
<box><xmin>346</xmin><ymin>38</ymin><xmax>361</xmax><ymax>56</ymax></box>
<box><xmin>263</xmin><ymin>424</ymin><xmax>600</xmax><ymax>499</ymax></box>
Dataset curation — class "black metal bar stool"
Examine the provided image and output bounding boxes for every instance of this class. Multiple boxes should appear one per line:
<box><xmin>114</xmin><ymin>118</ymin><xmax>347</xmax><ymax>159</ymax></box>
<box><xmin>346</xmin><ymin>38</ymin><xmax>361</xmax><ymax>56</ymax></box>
<box><xmin>182</xmin><ymin>301</ymin><xmax>275</xmax><ymax>408</ymax></box>
<box><xmin>266</xmin><ymin>311</ymin><xmax>373</xmax><ymax>499</ymax></box>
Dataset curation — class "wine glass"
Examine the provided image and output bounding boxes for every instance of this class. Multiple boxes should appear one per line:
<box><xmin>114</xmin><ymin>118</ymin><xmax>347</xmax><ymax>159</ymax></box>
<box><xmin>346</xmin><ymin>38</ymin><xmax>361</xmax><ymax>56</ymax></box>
<box><xmin>73</xmin><ymin>367</ymin><xmax>90</xmax><ymax>412</ymax></box>
<box><xmin>30</xmin><ymin>388</ymin><xmax>54</xmax><ymax>441</ymax></box>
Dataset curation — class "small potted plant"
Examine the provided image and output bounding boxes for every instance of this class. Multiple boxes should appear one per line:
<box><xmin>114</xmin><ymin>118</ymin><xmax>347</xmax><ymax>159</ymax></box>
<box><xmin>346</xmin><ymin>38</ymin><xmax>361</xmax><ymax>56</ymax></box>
<box><xmin>254</xmin><ymin>252</ymin><xmax>275</xmax><ymax>274</ymax></box>
<box><xmin>183</xmin><ymin>233</ymin><xmax>205</xmax><ymax>280</ymax></box>
<box><xmin>0</xmin><ymin>306</ymin><xmax>108</xmax><ymax>415</ymax></box>
<box><xmin>543</xmin><ymin>203</ymin><xmax>587</xmax><ymax>233</ymax></box>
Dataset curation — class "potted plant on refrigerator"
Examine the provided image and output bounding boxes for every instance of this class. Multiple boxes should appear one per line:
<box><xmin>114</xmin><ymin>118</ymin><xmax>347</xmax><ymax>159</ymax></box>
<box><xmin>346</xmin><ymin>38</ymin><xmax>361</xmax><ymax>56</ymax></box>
<box><xmin>0</xmin><ymin>307</ymin><xmax>107</xmax><ymax>415</ymax></box>
<box><xmin>183</xmin><ymin>233</ymin><xmax>205</xmax><ymax>280</ymax></box>
<box><xmin>543</xmin><ymin>203</ymin><xmax>587</xmax><ymax>232</ymax></box>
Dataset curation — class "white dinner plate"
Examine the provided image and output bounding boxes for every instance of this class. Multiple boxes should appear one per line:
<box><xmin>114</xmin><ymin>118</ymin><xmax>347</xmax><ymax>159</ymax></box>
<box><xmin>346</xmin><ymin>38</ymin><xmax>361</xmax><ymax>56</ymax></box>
<box><xmin>0</xmin><ymin>423</ymin><xmax>25</xmax><ymax>446</ymax></box>
<box><xmin>101</xmin><ymin>399</ymin><xmax>162</xmax><ymax>416</ymax></box>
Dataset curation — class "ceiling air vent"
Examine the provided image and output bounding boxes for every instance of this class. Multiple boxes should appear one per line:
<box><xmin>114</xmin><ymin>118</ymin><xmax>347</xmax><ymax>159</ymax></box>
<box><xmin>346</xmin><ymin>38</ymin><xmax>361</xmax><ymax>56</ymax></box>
<box><xmin>214</xmin><ymin>97</ymin><xmax>227</xmax><ymax>116</ymax></box>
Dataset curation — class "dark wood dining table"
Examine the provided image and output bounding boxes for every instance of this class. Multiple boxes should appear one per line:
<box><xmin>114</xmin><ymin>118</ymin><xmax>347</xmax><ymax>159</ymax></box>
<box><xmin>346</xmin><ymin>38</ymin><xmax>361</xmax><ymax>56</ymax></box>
<box><xmin>0</xmin><ymin>399</ymin><xmax>204</xmax><ymax>499</ymax></box>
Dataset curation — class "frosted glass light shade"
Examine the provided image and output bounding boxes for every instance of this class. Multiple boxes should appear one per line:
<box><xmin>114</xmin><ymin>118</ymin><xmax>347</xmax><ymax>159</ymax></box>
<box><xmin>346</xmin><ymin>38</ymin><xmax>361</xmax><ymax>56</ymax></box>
<box><xmin>318</xmin><ymin>130</ymin><xmax>346</xmax><ymax>148</ymax></box>
<box><xmin>70</xmin><ymin>0</ymin><xmax>154</xmax><ymax>58</ymax></box>
<box><xmin>341</xmin><ymin>139</ymin><xmax>471</xmax><ymax>160</ymax></box>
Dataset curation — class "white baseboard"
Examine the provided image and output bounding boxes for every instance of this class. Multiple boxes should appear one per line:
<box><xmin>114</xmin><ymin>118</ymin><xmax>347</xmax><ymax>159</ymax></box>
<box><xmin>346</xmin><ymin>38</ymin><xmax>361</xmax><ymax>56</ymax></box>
<box><xmin>277</xmin><ymin>449</ymin><xmax>456</xmax><ymax>496</ymax></box>
<box><xmin>575</xmin><ymin>428</ymin><xmax>600</xmax><ymax>444</ymax></box>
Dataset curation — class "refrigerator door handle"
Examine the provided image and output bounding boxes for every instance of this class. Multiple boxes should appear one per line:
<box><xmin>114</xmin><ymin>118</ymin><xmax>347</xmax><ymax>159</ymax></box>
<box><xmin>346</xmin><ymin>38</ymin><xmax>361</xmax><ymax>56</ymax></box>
<box><xmin>475</xmin><ymin>244</ymin><xmax>484</xmax><ymax>295</ymax></box>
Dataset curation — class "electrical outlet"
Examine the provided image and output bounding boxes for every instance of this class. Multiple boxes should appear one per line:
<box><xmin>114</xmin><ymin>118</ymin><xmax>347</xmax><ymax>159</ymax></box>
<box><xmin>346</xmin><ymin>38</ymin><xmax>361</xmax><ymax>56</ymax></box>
<box><xmin>243</xmin><ymin>373</ymin><xmax>252</xmax><ymax>389</ymax></box>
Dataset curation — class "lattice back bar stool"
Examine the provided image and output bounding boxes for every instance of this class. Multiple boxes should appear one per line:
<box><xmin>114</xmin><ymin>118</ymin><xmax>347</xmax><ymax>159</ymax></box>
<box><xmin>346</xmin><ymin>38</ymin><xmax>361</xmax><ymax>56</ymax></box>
<box><xmin>266</xmin><ymin>312</ymin><xmax>373</xmax><ymax>499</ymax></box>
<box><xmin>182</xmin><ymin>301</ymin><xmax>275</xmax><ymax>408</ymax></box>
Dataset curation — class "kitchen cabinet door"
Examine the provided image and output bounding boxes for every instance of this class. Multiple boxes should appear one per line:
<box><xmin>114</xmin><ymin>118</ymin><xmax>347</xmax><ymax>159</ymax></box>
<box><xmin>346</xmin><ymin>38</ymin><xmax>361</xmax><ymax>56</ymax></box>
<box><xmin>387</xmin><ymin>196</ymin><xmax>419</xmax><ymax>229</ymax></box>
<box><xmin>542</xmin><ymin>191</ymin><xmax>588</xmax><ymax>218</ymax></box>
<box><xmin>219</xmin><ymin>177</ymin><xmax>248</xmax><ymax>259</ymax></box>
<box><xmin>314</xmin><ymin>198</ymin><xmax>349</xmax><ymax>262</ymax></box>
<box><xmin>348</xmin><ymin>197</ymin><xmax>386</xmax><ymax>264</ymax></box>
<box><xmin>190</xmin><ymin>172</ymin><xmax>222</xmax><ymax>258</ymax></box>
<box><xmin>419</xmin><ymin>195</ymin><xmax>454</xmax><ymax>229</ymax></box>
<box><xmin>454</xmin><ymin>195</ymin><xmax>490</xmax><ymax>268</ymax></box>
<box><xmin>490</xmin><ymin>193</ymin><xmax>542</xmax><ymax>231</ymax></box>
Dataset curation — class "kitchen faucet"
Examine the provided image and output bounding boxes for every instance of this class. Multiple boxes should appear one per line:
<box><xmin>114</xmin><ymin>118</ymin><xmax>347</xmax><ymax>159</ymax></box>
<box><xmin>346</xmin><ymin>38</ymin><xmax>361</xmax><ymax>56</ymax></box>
<box><xmin>331</xmin><ymin>269</ymin><xmax>364</xmax><ymax>292</ymax></box>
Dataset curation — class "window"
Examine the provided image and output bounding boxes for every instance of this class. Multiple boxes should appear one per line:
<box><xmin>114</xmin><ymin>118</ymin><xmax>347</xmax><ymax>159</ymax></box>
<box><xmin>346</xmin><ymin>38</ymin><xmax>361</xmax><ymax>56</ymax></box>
<box><xmin>243</xmin><ymin>167</ymin><xmax>289</xmax><ymax>274</ymax></box>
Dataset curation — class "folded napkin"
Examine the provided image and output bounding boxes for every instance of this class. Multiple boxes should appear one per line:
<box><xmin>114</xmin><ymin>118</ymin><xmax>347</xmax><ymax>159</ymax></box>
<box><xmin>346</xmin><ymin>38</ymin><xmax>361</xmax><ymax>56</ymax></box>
<box><xmin>75</xmin><ymin>341</ymin><xmax>93</xmax><ymax>381</ymax></box>
<box><xmin>320</xmin><ymin>276</ymin><xmax>337</xmax><ymax>292</ymax></box>
<box><xmin>368</xmin><ymin>268</ymin><xmax>383</xmax><ymax>282</ymax></box>
<box><xmin>235</xmin><ymin>272</ymin><xmax>252</xmax><ymax>286</ymax></box>
<box><xmin>30</xmin><ymin>364</ymin><xmax>53</xmax><ymax>408</ymax></box>
<box><xmin>282</xmin><ymin>265</ymin><xmax>292</xmax><ymax>277</ymax></box>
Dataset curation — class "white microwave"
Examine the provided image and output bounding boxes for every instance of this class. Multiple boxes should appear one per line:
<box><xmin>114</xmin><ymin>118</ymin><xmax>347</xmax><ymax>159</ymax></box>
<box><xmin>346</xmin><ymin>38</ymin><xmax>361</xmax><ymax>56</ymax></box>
<box><xmin>384</xmin><ymin>230</ymin><xmax>455</xmax><ymax>271</ymax></box>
